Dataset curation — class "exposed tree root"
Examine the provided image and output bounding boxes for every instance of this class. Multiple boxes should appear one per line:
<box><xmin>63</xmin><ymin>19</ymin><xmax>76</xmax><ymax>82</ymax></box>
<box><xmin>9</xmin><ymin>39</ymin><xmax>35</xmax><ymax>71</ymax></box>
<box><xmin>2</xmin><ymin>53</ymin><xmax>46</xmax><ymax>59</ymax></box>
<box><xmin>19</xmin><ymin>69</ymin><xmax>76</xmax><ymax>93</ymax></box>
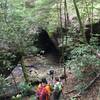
<box><xmin>64</xmin><ymin>89</ymin><xmax>76</xmax><ymax>94</ymax></box>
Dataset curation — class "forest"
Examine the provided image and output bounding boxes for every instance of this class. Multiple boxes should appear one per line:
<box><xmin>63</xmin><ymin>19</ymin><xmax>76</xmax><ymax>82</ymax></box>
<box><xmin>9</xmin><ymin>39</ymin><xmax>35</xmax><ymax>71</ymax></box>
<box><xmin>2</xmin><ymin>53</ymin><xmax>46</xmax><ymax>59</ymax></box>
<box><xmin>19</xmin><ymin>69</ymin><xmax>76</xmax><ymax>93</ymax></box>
<box><xmin>0</xmin><ymin>0</ymin><xmax>100</xmax><ymax>100</ymax></box>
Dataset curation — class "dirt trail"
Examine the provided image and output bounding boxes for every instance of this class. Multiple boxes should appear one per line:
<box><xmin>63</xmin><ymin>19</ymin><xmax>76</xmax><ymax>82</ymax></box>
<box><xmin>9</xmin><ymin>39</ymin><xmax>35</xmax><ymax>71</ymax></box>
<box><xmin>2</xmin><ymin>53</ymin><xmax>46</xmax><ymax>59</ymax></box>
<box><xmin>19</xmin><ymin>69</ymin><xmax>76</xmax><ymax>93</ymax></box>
<box><xmin>23</xmin><ymin>55</ymin><xmax>78</xmax><ymax>100</ymax></box>
<box><xmin>7</xmin><ymin>54</ymin><xmax>100</xmax><ymax>100</ymax></box>
<box><xmin>39</xmin><ymin>55</ymin><xmax>100</xmax><ymax>100</ymax></box>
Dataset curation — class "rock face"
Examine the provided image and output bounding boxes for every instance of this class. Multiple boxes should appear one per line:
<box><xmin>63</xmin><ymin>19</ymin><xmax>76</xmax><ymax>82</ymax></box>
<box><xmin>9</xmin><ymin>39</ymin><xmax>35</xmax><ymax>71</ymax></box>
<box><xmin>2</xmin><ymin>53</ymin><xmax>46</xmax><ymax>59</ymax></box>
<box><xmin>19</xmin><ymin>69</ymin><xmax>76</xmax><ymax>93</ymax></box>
<box><xmin>85</xmin><ymin>21</ymin><xmax>100</xmax><ymax>44</ymax></box>
<box><xmin>6</xmin><ymin>66</ymin><xmax>24</xmax><ymax>83</ymax></box>
<box><xmin>6</xmin><ymin>66</ymin><xmax>40</xmax><ymax>84</ymax></box>
<box><xmin>35</xmin><ymin>27</ymin><xmax>61</xmax><ymax>60</ymax></box>
<box><xmin>6</xmin><ymin>56</ymin><xmax>50</xmax><ymax>84</ymax></box>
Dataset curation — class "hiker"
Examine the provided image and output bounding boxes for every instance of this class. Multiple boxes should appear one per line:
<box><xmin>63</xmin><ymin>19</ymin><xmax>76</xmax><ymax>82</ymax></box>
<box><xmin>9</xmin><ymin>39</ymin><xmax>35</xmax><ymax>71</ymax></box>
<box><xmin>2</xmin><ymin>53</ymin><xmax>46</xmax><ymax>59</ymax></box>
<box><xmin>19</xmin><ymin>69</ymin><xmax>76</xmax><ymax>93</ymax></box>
<box><xmin>36</xmin><ymin>81</ymin><xmax>42</xmax><ymax>100</ymax></box>
<box><xmin>52</xmin><ymin>77</ymin><xmax>63</xmax><ymax>100</ymax></box>
<box><xmin>47</xmin><ymin>67</ymin><xmax>55</xmax><ymax>80</ymax></box>
<box><xmin>59</xmin><ymin>75</ymin><xmax>65</xmax><ymax>98</ymax></box>
<box><xmin>60</xmin><ymin>74</ymin><xmax>66</xmax><ymax>85</ymax></box>
<box><xmin>36</xmin><ymin>78</ymin><xmax>51</xmax><ymax>100</ymax></box>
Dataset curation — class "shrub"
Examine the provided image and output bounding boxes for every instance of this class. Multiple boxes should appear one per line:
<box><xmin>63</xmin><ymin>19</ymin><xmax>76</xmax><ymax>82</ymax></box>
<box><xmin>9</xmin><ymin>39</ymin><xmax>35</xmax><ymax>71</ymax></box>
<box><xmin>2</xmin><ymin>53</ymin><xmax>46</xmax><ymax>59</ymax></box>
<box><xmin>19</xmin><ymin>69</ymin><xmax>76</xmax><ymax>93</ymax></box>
<box><xmin>18</xmin><ymin>82</ymin><xmax>32</xmax><ymax>96</ymax></box>
<box><xmin>0</xmin><ymin>75</ymin><xmax>10</xmax><ymax>95</ymax></box>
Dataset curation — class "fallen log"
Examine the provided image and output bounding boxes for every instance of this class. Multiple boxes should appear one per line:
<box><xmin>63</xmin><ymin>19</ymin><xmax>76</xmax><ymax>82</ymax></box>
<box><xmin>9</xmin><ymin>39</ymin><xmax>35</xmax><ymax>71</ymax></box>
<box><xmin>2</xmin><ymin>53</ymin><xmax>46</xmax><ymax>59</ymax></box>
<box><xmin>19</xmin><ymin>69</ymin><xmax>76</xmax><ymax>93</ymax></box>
<box><xmin>84</xmin><ymin>73</ymin><xmax>100</xmax><ymax>91</ymax></box>
<box><xmin>73</xmin><ymin>73</ymin><xmax>100</xmax><ymax>98</ymax></box>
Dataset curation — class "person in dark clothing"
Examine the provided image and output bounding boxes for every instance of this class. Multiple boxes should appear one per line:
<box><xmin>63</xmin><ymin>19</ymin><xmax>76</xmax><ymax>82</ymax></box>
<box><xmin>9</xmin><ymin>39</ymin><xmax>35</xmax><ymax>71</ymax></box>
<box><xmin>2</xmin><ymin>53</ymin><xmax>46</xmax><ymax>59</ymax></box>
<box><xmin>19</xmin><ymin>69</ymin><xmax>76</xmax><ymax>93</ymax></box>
<box><xmin>48</xmin><ymin>67</ymin><xmax>55</xmax><ymax>80</ymax></box>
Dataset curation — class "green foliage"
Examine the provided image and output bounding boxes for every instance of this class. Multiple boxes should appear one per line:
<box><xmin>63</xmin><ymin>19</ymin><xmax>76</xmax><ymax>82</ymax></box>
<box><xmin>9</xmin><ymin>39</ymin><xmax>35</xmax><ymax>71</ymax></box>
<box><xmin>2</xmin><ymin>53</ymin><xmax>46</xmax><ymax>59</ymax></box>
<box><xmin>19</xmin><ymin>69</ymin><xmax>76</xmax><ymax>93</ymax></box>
<box><xmin>18</xmin><ymin>82</ymin><xmax>32</xmax><ymax>96</ymax></box>
<box><xmin>0</xmin><ymin>51</ymin><xmax>17</xmax><ymax>76</ymax></box>
<box><xmin>70</xmin><ymin>97</ymin><xmax>77</xmax><ymax>100</ymax></box>
<box><xmin>0</xmin><ymin>0</ymin><xmax>100</xmax><ymax>99</ymax></box>
<box><xmin>0</xmin><ymin>0</ymin><xmax>41</xmax><ymax>83</ymax></box>
<box><xmin>34</xmin><ymin>0</ymin><xmax>59</xmax><ymax>32</ymax></box>
<box><xmin>65</xmin><ymin>44</ymin><xmax>100</xmax><ymax>93</ymax></box>
<box><xmin>11</xmin><ymin>94</ymin><xmax>22</xmax><ymax>100</ymax></box>
<box><xmin>0</xmin><ymin>0</ymin><xmax>39</xmax><ymax>54</ymax></box>
<box><xmin>75</xmin><ymin>82</ymin><xmax>87</xmax><ymax>93</ymax></box>
<box><xmin>90</xmin><ymin>37</ymin><xmax>99</xmax><ymax>46</ymax></box>
<box><xmin>30</xmin><ymin>95</ymin><xmax>36</xmax><ymax>100</ymax></box>
<box><xmin>0</xmin><ymin>75</ymin><xmax>10</xmax><ymax>95</ymax></box>
<box><xmin>66</xmin><ymin>45</ymin><xmax>100</xmax><ymax>80</ymax></box>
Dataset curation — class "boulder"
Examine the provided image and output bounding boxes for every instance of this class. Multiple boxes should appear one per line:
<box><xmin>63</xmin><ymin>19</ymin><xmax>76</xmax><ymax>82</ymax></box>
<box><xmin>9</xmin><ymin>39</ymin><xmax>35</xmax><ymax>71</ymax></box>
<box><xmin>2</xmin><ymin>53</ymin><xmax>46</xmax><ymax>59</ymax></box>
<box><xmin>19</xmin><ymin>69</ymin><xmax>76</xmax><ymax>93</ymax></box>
<box><xmin>25</xmin><ymin>0</ymin><xmax>36</xmax><ymax>8</ymax></box>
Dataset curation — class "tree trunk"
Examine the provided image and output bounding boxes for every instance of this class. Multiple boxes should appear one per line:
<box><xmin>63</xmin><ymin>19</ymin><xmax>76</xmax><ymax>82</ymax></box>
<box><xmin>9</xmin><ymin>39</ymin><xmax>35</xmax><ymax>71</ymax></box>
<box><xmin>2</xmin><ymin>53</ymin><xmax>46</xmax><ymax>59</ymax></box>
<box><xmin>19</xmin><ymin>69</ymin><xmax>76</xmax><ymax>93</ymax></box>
<box><xmin>73</xmin><ymin>0</ymin><xmax>87</xmax><ymax>43</ymax></box>
<box><xmin>21</xmin><ymin>56</ymin><xmax>29</xmax><ymax>83</ymax></box>
<box><xmin>59</xmin><ymin>0</ymin><xmax>63</xmax><ymax>28</ymax></box>
<box><xmin>64</xmin><ymin>0</ymin><xmax>69</xmax><ymax>28</ymax></box>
